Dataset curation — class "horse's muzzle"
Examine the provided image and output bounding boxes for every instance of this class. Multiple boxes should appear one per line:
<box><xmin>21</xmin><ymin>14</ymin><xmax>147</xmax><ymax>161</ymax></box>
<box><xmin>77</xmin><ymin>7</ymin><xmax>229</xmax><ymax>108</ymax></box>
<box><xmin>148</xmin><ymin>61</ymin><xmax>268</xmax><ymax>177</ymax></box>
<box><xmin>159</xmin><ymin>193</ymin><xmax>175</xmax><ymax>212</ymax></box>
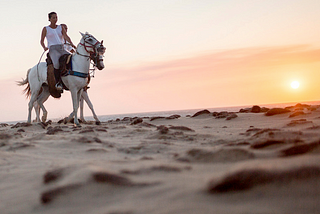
<box><xmin>96</xmin><ymin>55</ymin><xmax>104</xmax><ymax>70</ymax></box>
<box><xmin>97</xmin><ymin>45</ymin><xmax>106</xmax><ymax>55</ymax></box>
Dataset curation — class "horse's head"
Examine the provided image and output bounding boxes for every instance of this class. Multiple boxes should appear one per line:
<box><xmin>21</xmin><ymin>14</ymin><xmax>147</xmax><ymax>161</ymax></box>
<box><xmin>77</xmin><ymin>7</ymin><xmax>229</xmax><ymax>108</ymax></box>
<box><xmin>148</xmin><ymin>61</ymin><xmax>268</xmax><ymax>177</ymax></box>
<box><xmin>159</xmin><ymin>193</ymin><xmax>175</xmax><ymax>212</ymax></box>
<box><xmin>79</xmin><ymin>32</ymin><xmax>106</xmax><ymax>70</ymax></box>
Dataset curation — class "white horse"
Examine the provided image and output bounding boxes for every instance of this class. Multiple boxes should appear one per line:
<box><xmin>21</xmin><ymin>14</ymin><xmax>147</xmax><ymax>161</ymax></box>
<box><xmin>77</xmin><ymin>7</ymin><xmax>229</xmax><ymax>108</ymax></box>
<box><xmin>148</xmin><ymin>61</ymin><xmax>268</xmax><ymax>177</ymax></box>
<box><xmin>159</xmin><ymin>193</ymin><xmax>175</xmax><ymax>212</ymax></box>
<box><xmin>18</xmin><ymin>32</ymin><xmax>105</xmax><ymax>127</ymax></box>
<box><xmin>33</xmin><ymin>86</ymin><xmax>100</xmax><ymax>124</ymax></box>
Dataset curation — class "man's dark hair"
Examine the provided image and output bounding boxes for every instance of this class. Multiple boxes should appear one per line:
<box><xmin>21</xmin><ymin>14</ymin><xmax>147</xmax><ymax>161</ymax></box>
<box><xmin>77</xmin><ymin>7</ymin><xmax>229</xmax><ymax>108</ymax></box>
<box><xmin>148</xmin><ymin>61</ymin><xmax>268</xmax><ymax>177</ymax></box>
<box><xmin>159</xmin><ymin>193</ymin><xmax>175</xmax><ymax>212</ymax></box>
<box><xmin>48</xmin><ymin>12</ymin><xmax>57</xmax><ymax>20</ymax></box>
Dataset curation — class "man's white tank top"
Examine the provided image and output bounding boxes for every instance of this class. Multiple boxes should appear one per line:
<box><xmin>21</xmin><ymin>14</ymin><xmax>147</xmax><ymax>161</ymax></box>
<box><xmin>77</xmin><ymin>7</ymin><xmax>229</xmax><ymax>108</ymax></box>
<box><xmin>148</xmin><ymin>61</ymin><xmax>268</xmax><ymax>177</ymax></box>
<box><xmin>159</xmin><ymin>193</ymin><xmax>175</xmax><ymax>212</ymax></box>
<box><xmin>46</xmin><ymin>25</ymin><xmax>63</xmax><ymax>48</ymax></box>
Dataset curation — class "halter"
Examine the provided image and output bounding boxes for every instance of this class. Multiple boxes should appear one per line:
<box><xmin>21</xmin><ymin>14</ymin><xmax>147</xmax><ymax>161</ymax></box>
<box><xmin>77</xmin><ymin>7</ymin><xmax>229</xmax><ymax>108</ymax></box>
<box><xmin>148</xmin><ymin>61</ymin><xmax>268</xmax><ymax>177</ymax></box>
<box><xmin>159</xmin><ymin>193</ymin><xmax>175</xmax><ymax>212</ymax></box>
<box><xmin>79</xmin><ymin>34</ymin><xmax>100</xmax><ymax>55</ymax></box>
<box><xmin>76</xmin><ymin>34</ymin><xmax>105</xmax><ymax>70</ymax></box>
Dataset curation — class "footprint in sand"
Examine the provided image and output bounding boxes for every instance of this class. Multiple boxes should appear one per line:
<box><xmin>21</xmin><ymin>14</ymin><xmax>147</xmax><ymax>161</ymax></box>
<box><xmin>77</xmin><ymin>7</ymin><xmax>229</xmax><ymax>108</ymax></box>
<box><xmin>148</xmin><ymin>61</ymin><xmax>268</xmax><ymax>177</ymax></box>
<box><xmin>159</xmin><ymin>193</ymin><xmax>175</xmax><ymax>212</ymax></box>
<box><xmin>7</xmin><ymin>142</ymin><xmax>35</xmax><ymax>151</ymax></box>
<box><xmin>177</xmin><ymin>148</ymin><xmax>254</xmax><ymax>163</ymax></box>
<box><xmin>41</xmin><ymin>165</ymin><xmax>158</xmax><ymax>204</ymax></box>
<box><xmin>120</xmin><ymin>165</ymin><xmax>192</xmax><ymax>175</ymax></box>
<box><xmin>280</xmin><ymin>141</ymin><xmax>320</xmax><ymax>157</ymax></box>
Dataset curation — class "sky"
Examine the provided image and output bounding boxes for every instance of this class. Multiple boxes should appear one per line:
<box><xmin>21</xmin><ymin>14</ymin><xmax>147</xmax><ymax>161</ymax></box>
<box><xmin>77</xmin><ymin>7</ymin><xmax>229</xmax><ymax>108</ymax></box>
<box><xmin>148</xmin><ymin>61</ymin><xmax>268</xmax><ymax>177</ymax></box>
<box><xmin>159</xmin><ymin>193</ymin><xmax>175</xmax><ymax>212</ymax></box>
<box><xmin>1</xmin><ymin>0</ymin><xmax>320</xmax><ymax>122</ymax></box>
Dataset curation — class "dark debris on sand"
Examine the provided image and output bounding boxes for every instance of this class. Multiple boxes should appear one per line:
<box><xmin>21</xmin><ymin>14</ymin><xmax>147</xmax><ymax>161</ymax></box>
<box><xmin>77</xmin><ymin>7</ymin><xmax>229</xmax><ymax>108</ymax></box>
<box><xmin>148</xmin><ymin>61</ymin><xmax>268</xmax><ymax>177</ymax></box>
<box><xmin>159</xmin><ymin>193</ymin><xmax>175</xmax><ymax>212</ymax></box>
<box><xmin>150</xmin><ymin>115</ymin><xmax>181</xmax><ymax>121</ymax></box>
<box><xmin>265</xmin><ymin>108</ymin><xmax>291</xmax><ymax>116</ymax></box>
<box><xmin>11</xmin><ymin>122</ymin><xmax>32</xmax><ymax>129</ymax></box>
<box><xmin>130</xmin><ymin>118</ymin><xmax>143</xmax><ymax>125</ymax></box>
<box><xmin>191</xmin><ymin>109</ymin><xmax>238</xmax><ymax>120</ymax></box>
<box><xmin>239</xmin><ymin>105</ymin><xmax>270</xmax><ymax>113</ymax></box>
<box><xmin>192</xmin><ymin>110</ymin><xmax>211</xmax><ymax>117</ymax></box>
<box><xmin>169</xmin><ymin>126</ymin><xmax>195</xmax><ymax>132</ymax></box>
<box><xmin>157</xmin><ymin>125</ymin><xmax>169</xmax><ymax>134</ymax></box>
<box><xmin>213</xmin><ymin>112</ymin><xmax>238</xmax><ymax>120</ymax></box>
<box><xmin>287</xmin><ymin>119</ymin><xmax>313</xmax><ymax>127</ymax></box>
<box><xmin>43</xmin><ymin>169</ymin><xmax>64</xmax><ymax>184</ymax></box>
<box><xmin>208</xmin><ymin>165</ymin><xmax>320</xmax><ymax>193</ymax></box>
<box><xmin>46</xmin><ymin>126</ymin><xmax>64</xmax><ymax>135</ymax></box>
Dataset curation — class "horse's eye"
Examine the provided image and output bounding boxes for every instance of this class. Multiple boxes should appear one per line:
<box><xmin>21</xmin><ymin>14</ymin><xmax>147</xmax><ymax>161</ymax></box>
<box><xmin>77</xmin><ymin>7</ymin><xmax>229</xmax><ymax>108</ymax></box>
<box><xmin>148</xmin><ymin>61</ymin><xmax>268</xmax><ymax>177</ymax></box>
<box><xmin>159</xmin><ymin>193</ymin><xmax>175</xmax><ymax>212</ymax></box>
<box><xmin>88</xmin><ymin>38</ymin><xmax>93</xmax><ymax>42</ymax></box>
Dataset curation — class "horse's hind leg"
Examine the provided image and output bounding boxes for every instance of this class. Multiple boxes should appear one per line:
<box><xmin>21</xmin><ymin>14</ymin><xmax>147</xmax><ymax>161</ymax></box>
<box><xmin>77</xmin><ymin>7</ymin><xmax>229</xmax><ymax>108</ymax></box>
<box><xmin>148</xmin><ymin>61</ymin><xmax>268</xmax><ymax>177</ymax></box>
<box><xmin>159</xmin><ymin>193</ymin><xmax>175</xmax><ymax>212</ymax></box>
<box><xmin>33</xmin><ymin>101</ymin><xmax>41</xmax><ymax>122</ymax></box>
<box><xmin>37</xmin><ymin>85</ymin><xmax>50</xmax><ymax>122</ymax></box>
<box><xmin>28</xmin><ymin>92</ymin><xmax>39</xmax><ymax>123</ymax></box>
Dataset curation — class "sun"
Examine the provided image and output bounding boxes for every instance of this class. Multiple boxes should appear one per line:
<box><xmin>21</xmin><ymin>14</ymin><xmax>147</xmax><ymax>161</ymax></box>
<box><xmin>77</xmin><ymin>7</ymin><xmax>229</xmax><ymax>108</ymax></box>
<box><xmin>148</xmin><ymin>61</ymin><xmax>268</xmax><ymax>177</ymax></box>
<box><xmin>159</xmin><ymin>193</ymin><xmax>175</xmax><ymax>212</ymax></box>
<box><xmin>291</xmin><ymin>81</ymin><xmax>300</xmax><ymax>89</ymax></box>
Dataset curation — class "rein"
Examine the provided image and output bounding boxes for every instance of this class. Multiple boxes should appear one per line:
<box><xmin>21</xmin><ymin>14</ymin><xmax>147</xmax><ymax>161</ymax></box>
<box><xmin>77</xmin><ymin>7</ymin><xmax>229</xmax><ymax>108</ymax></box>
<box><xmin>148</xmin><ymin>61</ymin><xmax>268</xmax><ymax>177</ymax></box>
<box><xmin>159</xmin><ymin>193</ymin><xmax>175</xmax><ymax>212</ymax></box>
<box><xmin>76</xmin><ymin>49</ymin><xmax>90</xmax><ymax>59</ymax></box>
<box><xmin>37</xmin><ymin>50</ymin><xmax>47</xmax><ymax>81</ymax></box>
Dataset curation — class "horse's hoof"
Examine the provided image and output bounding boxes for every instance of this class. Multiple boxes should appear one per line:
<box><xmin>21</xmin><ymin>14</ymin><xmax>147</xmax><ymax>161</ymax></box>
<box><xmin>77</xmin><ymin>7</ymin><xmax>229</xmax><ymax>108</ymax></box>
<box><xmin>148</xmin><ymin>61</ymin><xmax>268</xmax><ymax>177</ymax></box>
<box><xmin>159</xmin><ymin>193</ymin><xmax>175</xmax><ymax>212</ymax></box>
<box><xmin>42</xmin><ymin>115</ymin><xmax>47</xmax><ymax>123</ymax></box>
<box><xmin>74</xmin><ymin>123</ymin><xmax>82</xmax><ymax>128</ymax></box>
<box><xmin>95</xmin><ymin>121</ymin><xmax>101</xmax><ymax>125</ymax></box>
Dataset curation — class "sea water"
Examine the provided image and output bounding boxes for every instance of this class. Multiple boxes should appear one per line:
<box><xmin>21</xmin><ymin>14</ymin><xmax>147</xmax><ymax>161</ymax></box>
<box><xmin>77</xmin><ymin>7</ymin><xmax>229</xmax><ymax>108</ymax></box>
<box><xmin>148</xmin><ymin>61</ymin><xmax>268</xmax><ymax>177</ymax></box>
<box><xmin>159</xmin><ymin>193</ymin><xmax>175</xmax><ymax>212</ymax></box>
<box><xmin>84</xmin><ymin>100</ymin><xmax>320</xmax><ymax>122</ymax></box>
<box><xmin>4</xmin><ymin>100</ymin><xmax>320</xmax><ymax>124</ymax></box>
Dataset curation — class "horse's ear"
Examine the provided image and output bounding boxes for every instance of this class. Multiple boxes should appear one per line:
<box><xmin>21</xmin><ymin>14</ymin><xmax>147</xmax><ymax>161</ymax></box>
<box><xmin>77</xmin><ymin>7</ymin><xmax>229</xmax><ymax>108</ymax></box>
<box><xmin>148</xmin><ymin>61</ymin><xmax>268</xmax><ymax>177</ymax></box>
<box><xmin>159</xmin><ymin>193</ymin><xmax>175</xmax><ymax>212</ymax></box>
<box><xmin>79</xmin><ymin>32</ymin><xmax>85</xmax><ymax>37</ymax></box>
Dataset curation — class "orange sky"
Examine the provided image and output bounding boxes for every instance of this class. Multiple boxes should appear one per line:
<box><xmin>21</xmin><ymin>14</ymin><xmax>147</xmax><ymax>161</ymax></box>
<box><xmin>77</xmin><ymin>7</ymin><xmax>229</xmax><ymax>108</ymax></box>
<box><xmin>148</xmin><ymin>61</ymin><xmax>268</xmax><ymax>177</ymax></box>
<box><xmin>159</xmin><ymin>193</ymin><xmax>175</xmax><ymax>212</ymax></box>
<box><xmin>85</xmin><ymin>45</ymin><xmax>320</xmax><ymax>113</ymax></box>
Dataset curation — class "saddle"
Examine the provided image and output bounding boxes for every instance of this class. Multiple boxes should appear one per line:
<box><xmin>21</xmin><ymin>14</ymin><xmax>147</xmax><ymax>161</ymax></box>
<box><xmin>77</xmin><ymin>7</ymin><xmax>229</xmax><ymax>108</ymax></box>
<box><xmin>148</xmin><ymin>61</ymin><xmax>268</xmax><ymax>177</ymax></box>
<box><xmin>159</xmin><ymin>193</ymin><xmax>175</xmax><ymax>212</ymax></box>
<box><xmin>46</xmin><ymin>54</ymin><xmax>72</xmax><ymax>98</ymax></box>
<box><xmin>46</xmin><ymin>54</ymin><xmax>91</xmax><ymax>98</ymax></box>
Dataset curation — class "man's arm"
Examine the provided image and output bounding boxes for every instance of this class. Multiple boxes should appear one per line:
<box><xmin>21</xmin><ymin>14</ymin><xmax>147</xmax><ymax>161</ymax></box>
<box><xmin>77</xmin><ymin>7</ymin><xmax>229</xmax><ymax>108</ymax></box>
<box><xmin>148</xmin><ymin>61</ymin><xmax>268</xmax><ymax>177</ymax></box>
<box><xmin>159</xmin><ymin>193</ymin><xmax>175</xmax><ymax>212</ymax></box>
<box><xmin>61</xmin><ymin>27</ymin><xmax>76</xmax><ymax>48</ymax></box>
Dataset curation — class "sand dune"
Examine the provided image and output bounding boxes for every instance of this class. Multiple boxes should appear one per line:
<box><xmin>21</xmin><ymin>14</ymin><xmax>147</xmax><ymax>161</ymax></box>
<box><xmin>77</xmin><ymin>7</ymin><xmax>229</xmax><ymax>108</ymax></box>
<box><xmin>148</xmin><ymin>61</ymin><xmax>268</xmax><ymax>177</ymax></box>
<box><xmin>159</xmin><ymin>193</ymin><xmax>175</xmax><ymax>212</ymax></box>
<box><xmin>1</xmin><ymin>104</ymin><xmax>320</xmax><ymax>214</ymax></box>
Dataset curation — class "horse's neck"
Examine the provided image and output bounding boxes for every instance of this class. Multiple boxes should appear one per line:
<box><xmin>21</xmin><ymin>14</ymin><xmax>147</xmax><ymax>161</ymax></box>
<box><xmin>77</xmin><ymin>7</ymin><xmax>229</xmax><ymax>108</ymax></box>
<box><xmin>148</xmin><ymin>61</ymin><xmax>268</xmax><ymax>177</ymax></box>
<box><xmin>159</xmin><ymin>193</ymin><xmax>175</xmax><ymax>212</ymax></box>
<box><xmin>72</xmin><ymin>45</ymin><xmax>90</xmax><ymax>72</ymax></box>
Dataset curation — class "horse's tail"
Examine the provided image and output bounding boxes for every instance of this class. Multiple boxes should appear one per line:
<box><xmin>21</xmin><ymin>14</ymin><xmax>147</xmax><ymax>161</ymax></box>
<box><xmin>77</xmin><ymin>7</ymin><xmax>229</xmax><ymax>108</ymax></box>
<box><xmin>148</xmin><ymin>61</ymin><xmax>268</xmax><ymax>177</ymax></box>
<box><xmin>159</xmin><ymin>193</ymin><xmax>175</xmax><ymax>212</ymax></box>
<box><xmin>17</xmin><ymin>68</ymin><xmax>31</xmax><ymax>98</ymax></box>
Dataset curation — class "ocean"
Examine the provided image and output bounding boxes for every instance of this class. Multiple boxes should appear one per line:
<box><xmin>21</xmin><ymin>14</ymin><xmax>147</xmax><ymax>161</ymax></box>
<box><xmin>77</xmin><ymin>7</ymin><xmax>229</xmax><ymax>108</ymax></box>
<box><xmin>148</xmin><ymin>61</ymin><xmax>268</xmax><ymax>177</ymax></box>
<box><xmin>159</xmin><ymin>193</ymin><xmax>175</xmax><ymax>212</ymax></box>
<box><xmin>4</xmin><ymin>100</ymin><xmax>320</xmax><ymax>124</ymax></box>
<box><xmin>84</xmin><ymin>100</ymin><xmax>320</xmax><ymax>122</ymax></box>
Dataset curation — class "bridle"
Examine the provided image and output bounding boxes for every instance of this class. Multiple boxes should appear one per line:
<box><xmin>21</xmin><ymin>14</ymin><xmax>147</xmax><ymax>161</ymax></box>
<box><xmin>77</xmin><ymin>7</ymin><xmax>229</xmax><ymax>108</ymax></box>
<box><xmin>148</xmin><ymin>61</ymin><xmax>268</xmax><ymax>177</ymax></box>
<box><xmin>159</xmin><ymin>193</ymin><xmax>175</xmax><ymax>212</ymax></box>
<box><xmin>76</xmin><ymin>34</ymin><xmax>105</xmax><ymax>70</ymax></box>
<box><xmin>79</xmin><ymin>34</ymin><xmax>101</xmax><ymax>54</ymax></box>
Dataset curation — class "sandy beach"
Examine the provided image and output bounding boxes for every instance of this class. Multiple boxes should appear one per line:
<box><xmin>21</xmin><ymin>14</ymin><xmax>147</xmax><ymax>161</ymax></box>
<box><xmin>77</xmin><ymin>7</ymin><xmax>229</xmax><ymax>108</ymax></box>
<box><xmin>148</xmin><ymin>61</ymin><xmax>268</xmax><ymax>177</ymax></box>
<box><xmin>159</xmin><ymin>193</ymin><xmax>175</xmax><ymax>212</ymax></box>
<box><xmin>1</xmin><ymin>103</ymin><xmax>320</xmax><ymax>214</ymax></box>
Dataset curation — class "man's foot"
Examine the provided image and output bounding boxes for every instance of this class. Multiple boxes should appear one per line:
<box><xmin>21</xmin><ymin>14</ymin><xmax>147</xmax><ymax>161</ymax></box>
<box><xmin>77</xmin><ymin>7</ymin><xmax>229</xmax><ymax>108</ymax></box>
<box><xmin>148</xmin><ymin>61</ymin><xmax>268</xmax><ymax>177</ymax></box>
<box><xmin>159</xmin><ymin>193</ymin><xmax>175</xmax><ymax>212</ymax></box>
<box><xmin>55</xmin><ymin>83</ymin><xmax>63</xmax><ymax>91</ymax></box>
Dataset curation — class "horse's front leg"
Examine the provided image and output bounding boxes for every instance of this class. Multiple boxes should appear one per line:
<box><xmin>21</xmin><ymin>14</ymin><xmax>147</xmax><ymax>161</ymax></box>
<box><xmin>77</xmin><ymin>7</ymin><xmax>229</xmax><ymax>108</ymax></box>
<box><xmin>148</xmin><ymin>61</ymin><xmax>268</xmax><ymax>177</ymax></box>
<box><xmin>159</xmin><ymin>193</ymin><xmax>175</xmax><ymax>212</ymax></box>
<box><xmin>82</xmin><ymin>91</ymin><xmax>100</xmax><ymax>125</ymax></box>
<box><xmin>79</xmin><ymin>91</ymin><xmax>85</xmax><ymax>122</ymax></box>
<box><xmin>71</xmin><ymin>88</ymin><xmax>83</xmax><ymax>127</ymax></box>
<box><xmin>65</xmin><ymin>90</ymin><xmax>85</xmax><ymax>124</ymax></box>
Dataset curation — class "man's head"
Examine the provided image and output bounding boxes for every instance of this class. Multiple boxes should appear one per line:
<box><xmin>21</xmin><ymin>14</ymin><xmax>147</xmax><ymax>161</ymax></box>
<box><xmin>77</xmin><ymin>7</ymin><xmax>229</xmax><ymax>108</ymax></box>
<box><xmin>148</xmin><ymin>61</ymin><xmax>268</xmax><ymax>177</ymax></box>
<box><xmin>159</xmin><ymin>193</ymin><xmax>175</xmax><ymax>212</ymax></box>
<box><xmin>61</xmin><ymin>24</ymin><xmax>68</xmax><ymax>32</ymax></box>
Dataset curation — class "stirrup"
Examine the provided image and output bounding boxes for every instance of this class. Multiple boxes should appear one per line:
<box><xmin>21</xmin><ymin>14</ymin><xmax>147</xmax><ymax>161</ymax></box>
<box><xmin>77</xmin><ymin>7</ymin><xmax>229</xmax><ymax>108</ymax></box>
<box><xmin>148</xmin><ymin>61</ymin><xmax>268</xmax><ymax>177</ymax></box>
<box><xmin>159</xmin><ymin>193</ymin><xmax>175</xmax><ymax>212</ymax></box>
<box><xmin>55</xmin><ymin>83</ymin><xmax>63</xmax><ymax>91</ymax></box>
